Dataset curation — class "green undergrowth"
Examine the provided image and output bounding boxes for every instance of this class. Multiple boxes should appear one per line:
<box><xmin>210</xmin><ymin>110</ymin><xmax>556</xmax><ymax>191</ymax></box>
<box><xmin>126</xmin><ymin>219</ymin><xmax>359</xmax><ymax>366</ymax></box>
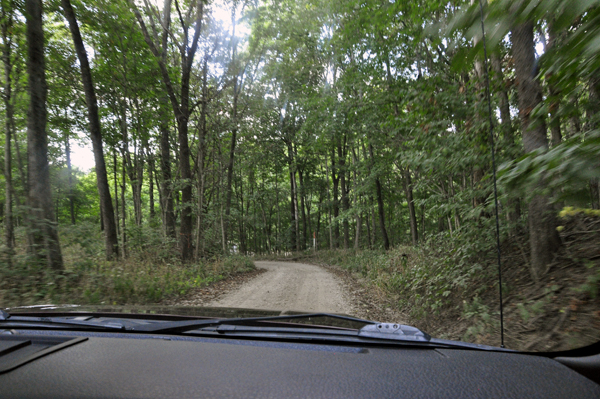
<box><xmin>296</xmin><ymin>212</ymin><xmax>600</xmax><ymax>351</ymax></box>
<box><xmin>0</xmin><ymin>222</ymin><xmax>255</xmax><ymax>308</ymax></box>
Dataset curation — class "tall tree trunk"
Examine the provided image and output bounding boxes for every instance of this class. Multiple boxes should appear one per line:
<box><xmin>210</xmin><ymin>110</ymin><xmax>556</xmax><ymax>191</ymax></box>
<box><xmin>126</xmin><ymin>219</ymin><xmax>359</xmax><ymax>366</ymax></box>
<box><xmin>120</xmin><ymin>151</ymin><xmax>127</xmax><ymax>258</ymax></box>
<box><xmin>2</xmin><ymin>1</ymin><xmax>14</xmax><ymax>263</ymax></box>
<box><xmin>65</xmin><ymin>134</ymin><xmax>75</xmax><ymax>224</ymax></box>
<box><xmin>62</xmin><ymin>0</ymin><xmax>118</xmax><ymax>259</ymax></box>
<box><xmin>159</xmin><ymin>111</ymin><xmax>175</xmax><ymax>237</ymax></box>
<box><xmin>331</xmin><ymin>147</ymin><xmax>340</xmax><ymax>248</ymax></box>
<box><xmin>130</xmin><ymin>0</ymin><xmax>203</xmax><ymax>261</ymax></box>
<box><xmin>224</xmin><ymin>112</ymin><xmax>237</xmax><ymax>252</ymax></box>
<box><xmin>299</xmin><ymin>169</ymin><xmax>307</xmax><ymax>249</ymax></box>
<box><xmin>404</xmin><ymin>167</ymin><xmax>418</xmax><ymax>246</ymax></box>
<box><xmin>512</xmin><ymin>21</ymin><xmax>561</xmax><ymax>280</ymax></box>
<box><xmin>113</xmin><ymin>149</ymin><xmax>120</xmax><ymax>245</ymax></box>
<box><xmin>547</xmin><ymin>24</ymin><xmax>562</xmax><ymax>147</ymax></box>
<box><xmin>324</xmin><ymin>154</ymin><xmax>333</xmax><ymax>250</ymax></box>
<box><xmin>288</xmin><ymin>144</ymin><xmax>300</xmax><ymax>252</ymax></box>
<box><xmin>195</xmin><ymin>58</ymin><xmax>209</xmax><ymax>259</ymax></box>
<box><xmin>148</xmin><ymin>152</ymin><xmax>155</xmax><ymax>219</ymax></box>
<box><xmin>368</xmin><ymin>144</ymin><xmax>390</xmax><ymax>250</ymax></box>
<box><xmin>25</xmin><ymin>0</ymin><xmax>63</xmax><ymax>270</ymax></box>
<box><xmin>338</xmin><ymin>140</ymin><xmax>350</xmax><ymax>250</ymax></box>
<box><xmin>224</xmin><ymin>9</ymin><xmax>240</xmax><ymax>252</ymax></box>
<box><xmin>491</xmin><ymin>53</ymin><xmax>521</xmax><ymax>224</ymax></box>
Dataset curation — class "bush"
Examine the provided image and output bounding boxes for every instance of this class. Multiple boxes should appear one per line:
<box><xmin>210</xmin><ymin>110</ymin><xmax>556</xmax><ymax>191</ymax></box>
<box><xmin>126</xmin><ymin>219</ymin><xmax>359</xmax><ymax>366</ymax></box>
<box><xmin>0</xmin><ymin>225</ymin><xmax>256</xmax><ymax>308</ymax></box>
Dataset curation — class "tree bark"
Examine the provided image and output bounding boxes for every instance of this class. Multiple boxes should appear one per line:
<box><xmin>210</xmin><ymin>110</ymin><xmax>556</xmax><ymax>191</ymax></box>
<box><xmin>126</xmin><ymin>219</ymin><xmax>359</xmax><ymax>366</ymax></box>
<box><xmin>491</xmin><ymin>53</ymin><xmax>521</xmax><ymax>224</ymax></box>
<box><xmin>288</xmin><ymin>143</ymin><xmax>300</xmax><ymax>252</ymax></box>
<box><xmin>299</xmin><ymin>168</ymin><xmax>307</xmax><ymax>249</ymax></box>
<box><xmin>512</xmin><ymin>21</ymin><xmax>561</xmax><ymax>280</ymax></box>
<box><xmin>119</xmin><ymin>101</ymin><xmax>143</xmax><ymax>226</ymax></box>
<box><xmin>25</xmin><ymin>0</ymin><xmax>63</xmax><ymax>270</ymax></box>
<box><xmin>62</xmin><ymin>0</ymin><xmax>118</xmax><ymax>259</ymax></box>
<box><xmin>368</xmin><ymin>144</ymin><xmax>390</xmax><ymax>250</ymax></box>
<box><xmin>331</xmin><ymin>147</ymin><xmax>340</xmax><ymax>248</ymax></box>
<box><xmin>338</xmin><ymin>140</ymin><xmax>349</xmax><ymax>250</ymax></box>
<box><xmin>159</xmin><ymin>110</ymin><xmax>175</xmax><ymax>237</ymax></box>
<box><xmin>404</xmin><ymin>167</ymin><xmax>418</xmax><ymax>246</ymax></box>
<box><xmin>195</xmin><ymin>57</ymin><xmax>209</xmax><ymax>259</ymax></box>
<box><xmin>65</xmin><ymin>134</ymin><xmax>75</xmax><ymax>224</ymax></box>
<box><xmin>121</xmin><ymin>154</ymin><xmax>127</xmax><ymax>258</ymax></box>
<box><xmin>2</xmin><ymin>1</ymin><xmax>14</xmax><ymax>263</ymax></box>
<box><xmin>547</xmin><ymin>24</ymin><xmax>562</xmax><ymax>147</ymax></box>
<box><xmin>224</xmin><ymin>8</ymin><xmax>240</xmax><ymax>252</ymax></box>
<box><xmin>113</xmin><ymin>149</ymin><xmax>119</xmax><ymax>245</ymax></box>
<box><xmin>148</xmin><ymin>151</ymin><xmax>155</xmax><ymax>219</ymax></box>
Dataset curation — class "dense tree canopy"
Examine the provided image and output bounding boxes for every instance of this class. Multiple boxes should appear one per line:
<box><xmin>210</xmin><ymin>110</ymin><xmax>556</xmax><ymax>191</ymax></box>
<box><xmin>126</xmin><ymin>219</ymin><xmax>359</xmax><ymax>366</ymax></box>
<box><xmin>1</xmin><ymin>0</ymin><xmax>599</xmax><ymax>280</ymax></box>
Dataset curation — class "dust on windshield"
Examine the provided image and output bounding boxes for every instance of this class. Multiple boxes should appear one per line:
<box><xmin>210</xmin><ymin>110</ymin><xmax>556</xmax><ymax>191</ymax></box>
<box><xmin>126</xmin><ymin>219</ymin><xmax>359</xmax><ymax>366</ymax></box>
<box><xmin>1</xmin><ymin>0</ymin><xmax>599</xmax><ymax>352</ymax></box>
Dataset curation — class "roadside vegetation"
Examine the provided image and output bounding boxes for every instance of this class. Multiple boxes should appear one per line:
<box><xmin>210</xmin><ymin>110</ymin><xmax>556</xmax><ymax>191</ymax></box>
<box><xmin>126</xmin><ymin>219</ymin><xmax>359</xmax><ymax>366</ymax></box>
<box><xmin>0</xmin><ymin>224</ymin><xmax>255</xmax><ymax>308</ymax></box>
<box><xmin>278</xmin><ymin>209</ymin><xmax>600</xmax><ymax>351</ymax></box>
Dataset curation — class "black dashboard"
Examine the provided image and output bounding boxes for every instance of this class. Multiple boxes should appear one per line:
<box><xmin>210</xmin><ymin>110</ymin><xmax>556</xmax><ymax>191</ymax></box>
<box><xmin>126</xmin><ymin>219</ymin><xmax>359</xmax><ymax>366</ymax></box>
<box><xmin>1</xmin><ymin>329</ymin><xmax>599</xmax><ymax>398</ymax></box>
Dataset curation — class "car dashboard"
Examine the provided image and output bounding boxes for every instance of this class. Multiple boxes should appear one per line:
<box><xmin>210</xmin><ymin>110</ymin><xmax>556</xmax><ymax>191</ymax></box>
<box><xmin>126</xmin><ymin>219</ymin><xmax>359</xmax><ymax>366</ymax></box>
<box><xmin>1</xmin><ymin>328</ymin><xmax>599</xmax><ymax>398</ymax></box>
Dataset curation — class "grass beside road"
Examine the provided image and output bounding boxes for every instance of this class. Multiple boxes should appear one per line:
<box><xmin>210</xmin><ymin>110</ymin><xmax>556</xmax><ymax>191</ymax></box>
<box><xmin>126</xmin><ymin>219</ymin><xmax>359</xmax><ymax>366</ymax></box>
<box><xmin>0</xmin><ymin>223</ymin><xmax>256</xmax><ymax>308</ymax></box>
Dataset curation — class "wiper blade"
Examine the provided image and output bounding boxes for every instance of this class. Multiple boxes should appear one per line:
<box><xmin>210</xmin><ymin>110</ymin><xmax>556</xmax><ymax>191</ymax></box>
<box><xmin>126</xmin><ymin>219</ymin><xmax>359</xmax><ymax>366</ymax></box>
<box><xmin>126</xmin><ymin>313</ymin><xmax>373</xmax><ymax>333</ymax></box>
<box><xmin>0</xmin><ymin>309</ymin><xmax>124</xmax><ymax>330</ymax></box>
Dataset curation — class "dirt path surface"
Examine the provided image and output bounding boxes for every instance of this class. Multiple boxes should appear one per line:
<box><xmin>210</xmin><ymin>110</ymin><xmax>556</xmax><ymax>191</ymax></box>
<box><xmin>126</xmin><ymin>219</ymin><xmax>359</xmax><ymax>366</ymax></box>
<box><xmin>207</xmin><ymin>261</ymin><xmax>355</xmax><ymax>314</ymax></box>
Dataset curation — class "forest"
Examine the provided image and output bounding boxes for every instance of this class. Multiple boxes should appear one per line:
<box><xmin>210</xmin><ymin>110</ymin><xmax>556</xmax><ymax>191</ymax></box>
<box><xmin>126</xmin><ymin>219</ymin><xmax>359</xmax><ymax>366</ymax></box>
<box><xmin>1</xmin><ymin>0</ymin><xmax>600</xmax><ymax>350</ymax></box>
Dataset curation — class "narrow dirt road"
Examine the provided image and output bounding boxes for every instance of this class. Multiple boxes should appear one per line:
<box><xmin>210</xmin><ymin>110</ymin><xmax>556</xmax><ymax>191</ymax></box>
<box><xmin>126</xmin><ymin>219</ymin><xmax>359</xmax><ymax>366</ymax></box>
<box><xmin>207</xmin><ymin>261</ymin><xmax>355</xmax><ymax>314</ymax></box>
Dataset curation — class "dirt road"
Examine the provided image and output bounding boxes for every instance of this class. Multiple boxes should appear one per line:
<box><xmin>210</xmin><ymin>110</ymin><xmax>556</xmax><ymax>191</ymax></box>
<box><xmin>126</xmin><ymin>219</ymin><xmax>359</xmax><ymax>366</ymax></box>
<box><xmin>207</xmin><ymin>261</ymin><xmax>355</xmax><ymax>314</ymax></box>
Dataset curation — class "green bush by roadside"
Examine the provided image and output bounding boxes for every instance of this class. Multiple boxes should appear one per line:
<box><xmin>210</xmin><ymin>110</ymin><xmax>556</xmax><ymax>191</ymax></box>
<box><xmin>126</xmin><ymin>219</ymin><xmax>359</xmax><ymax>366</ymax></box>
<box><xmin>0</xmin><ymin>222</ymin><xmax>256</xmax><ymax>308</ymax></box>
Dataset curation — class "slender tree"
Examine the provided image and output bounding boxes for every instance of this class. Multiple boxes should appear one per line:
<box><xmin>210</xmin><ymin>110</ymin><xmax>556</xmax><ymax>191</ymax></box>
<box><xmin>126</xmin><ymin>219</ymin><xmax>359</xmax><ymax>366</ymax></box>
<box><xmin>512</xmin><ymin>21</ymin><xmax>561</xmax><ymax>280</ymax></box>
<box><xmin>61</xmin><ymin>0</ymin><xmax>119</xmax><ymax>260</ymax></box>
<box><xmin>25</xmin><ymin>0</ymin><xmax>63</xmax><ymax>270</ymax></box>
<box><xmin>130</xmin><ymin>0</ymin><xmax>204</xmax><ymax>260</ymax></box>
<box><xmin>1</xmin><ymin>0</ymin><xmax>14</xmax><ymax>264</ymax></box>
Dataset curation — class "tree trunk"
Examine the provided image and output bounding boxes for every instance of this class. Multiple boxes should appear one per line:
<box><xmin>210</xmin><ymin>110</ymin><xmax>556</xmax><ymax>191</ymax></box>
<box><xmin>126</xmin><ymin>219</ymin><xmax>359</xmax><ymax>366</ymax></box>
<box><xmin>113</xmin><ymin>149</ymin><xmax>120</xmax><ymax>245</ymax></box>
<box><xmin>195</xmin><ymin>58</ymin><xmax>209</xmax><ymax>259</ymax></box>
<box><xmin>404</xmin><ymin>167</ymin><xmax>418</xmax><ymax>246</ymax></box>
<box><xmin>121</xmin><ymin>153</ymin><xmax>127</xmax><ymax>258</ymax></box>
<box><xmin>224</xmin><ymin>10</ymin><xmax>240</xmax><ymax>252</ymax></box>
<box><xmin>491</xmin><ymin>53</ymin><xmax>521</xmax><ymax>224</ymax></box>
<box><xmin>148</xmin><ymin>152</ymin><xmax>155</xmax><ymax>219</ymax></box>
<box><xmin>62</xmin><ymin>0</ymin><xmax>118</xmax><ymax>260</ymax></box>
<box><xmin>324</xmin><ymin>155</ymin><xmax>333</xmax><ymax>250</ymax></box>
<box><xmin>512</xmin><ymin>21</ymin><xmax>561</xmax><ymax>280</ymax></box>
<box><xmin>25</xmin><ymin>0</ymin><xmax>63</xmax><ymax>270</ymax></box>
<box><xmin>338</xmin><ymin>141</ymin><xmax>350</xmax><ymax>250</ymax></box>
<box><xmin>130</xmin><ymin>0</ymin><xmax>203</xmax><ymax>261</ymax></box>
<box><xmin>288</xmin><ymin>144</ymin><xmax>300</xmax><ymax>252</ymax></box>
<box><xmin>159</xmin><ymin>111</ymin><xmax>175</xmax><ymax>237</ymax></box>
<box><xmin>331</xmin><ymin>147</ymin><xmax>340</xmax><ymax>248</ymax></box>
<box><xmin>65</xmin><ymin>134</ymin><xmax>75</xmax><ymax>224</ymax></box>
<box><xmin>299</xmin><ymin>169</ymin><xmax>307</xmax><ymax>249</ymax></box>
<box><xmin>547</xmin><ymin>24</ymin><xmax>562</xmax><ymax>147</ymax></box>
<box><xmin>2</xmin><ymin>2</ymin><xmax>14</xmax><ymax>263</ymax></box>
<box><xmin>369</xmin><ymin>144</ymin><xmax>390</xmax><ymax>250</ymax></box>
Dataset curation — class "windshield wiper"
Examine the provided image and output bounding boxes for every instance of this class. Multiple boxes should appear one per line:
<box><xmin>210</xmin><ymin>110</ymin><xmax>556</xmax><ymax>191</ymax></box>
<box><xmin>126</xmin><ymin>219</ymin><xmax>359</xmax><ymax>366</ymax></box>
<box><xmin>1</xmin><ymin>310</ymin><xmax>507</xmax><ymax>350</ymax></box>
<box><xmin>0</xmin><ymin>309</ymin><xmax>125</xmax><ymax>331</ymax></box>
<box><xmin>125</xmin><ymin>313</ymin><xmax>373</xmax><ymax>333</ymax></box>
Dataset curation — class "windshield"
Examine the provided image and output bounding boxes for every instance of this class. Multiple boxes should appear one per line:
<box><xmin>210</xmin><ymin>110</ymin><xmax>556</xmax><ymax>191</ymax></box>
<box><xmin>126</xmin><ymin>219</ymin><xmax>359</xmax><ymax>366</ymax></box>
<box><xmin>1</xmin><ymin>0</ymin><xmax>599</xmax><ymax>353</ymax></box>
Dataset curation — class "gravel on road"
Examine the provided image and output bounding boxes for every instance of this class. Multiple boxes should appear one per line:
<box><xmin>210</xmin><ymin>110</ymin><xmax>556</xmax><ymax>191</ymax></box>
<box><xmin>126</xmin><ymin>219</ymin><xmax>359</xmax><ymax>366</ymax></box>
<box><xmin>170</xmin><ymin>260</ymin><xmax>406</xmax><ymax>324</ymax></box>
<box><xmin>207</xmin><ymin>261</ymin><xmax>355</xmax><ymax>314</ymax></box>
